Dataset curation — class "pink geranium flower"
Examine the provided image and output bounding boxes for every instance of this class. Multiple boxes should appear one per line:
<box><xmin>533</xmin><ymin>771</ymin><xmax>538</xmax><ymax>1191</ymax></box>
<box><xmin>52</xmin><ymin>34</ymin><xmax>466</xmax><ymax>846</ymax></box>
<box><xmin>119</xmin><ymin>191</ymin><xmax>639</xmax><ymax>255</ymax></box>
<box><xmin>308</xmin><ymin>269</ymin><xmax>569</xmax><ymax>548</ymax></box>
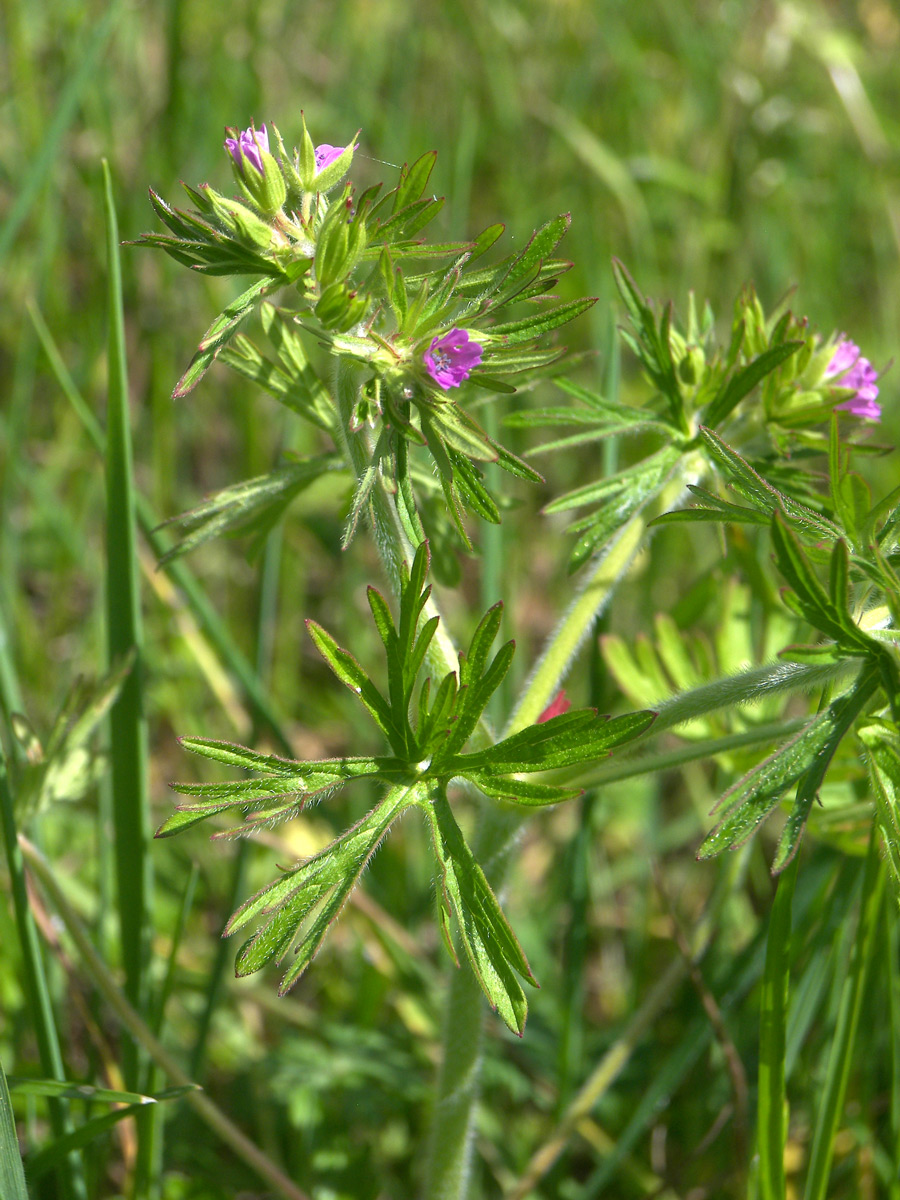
<box><xmin>423</xmin><ymin>328</ymin><xmax>483</xmax><ymax>389</ymax></box>
<box><xmin>314</xmin><ymin>144</ymin><xmax>347</xmax><ymax>171</ymax></box>
<box><xmin>825</xmin><ymin>337</ymin><xmax>881</xmax><ymax>420</ymax></box>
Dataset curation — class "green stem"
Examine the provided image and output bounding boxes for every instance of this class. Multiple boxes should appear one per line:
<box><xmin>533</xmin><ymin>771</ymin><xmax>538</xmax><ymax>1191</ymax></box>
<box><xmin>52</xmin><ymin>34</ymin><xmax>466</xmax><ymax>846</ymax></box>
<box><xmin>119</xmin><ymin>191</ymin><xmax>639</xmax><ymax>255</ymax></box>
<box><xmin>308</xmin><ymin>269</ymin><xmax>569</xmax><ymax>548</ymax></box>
<box><xmin>424</xmin><ymin>944</ymin><xmax>486</xmax><ymax>1200</ymax></box>
<box><xmin>335</xmin><ymin>358</ymin><xmax>462</xmax><ymax>681</ymax></box>
<box><xmin>422</xmin><ymin>473</ymin><xmax>692</xmax><ymax>1198</ymax></box>
<box><xmin>335</xmin><ymin>366</ymin><xmax>696</xmax><ymax>1198</ymax></box>
<box><xmin>757</xmin><ymin>853</ymin><xmax>799</xmax><ymax>1200</ymax></box>
<box><xmin>505</xmin><ymin>508</ymin><xmax>647</xmax><ymax>735</ymax></box>
<box><xmin>424</xmin><ymin>802</ymin><xmax>521</xmax><ymax>1200</ymax></box>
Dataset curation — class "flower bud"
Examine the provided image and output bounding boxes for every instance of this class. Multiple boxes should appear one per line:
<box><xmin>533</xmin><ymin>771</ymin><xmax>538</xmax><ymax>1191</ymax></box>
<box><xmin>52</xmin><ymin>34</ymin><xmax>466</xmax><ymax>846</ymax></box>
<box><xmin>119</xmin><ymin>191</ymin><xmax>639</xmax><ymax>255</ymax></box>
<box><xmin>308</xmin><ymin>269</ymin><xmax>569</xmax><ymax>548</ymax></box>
<box><xmin>315</xmin><ymin>282</ymin><xmax>368</xmax><ymax>331</ymax></box>
<box><xmin>314</xmin><ymin>192</ymin><xmax>367</xmax><ymax>289</ymax></box>
<box><xmin>224</xmin><ymin>124</ymin><xmax>287</xmax><ymax>215</ymax></box>
<box><xmin>201</xmin><ymin>186</ymin><xmax>273</xmax><ymax>250</ymax></box>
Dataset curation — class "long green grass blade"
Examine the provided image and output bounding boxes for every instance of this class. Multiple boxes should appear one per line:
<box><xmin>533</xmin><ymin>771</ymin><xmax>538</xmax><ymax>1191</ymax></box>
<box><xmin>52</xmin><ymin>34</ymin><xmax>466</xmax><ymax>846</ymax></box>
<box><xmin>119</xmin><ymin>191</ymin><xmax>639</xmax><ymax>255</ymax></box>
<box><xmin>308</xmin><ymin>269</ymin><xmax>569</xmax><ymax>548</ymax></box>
<box><xmin>26</xmin><ymin>1102</ymin><xmax>155</xmax><ymax>1183</ymax></box>
<box><xmin>102</xmin><ymin>159</ymin><xmax>160</xmax><ymax>1200</ymax></box>
<box><xmin>887</xmin><ymin>898</ymin><xmax>900</xmax><ymax>1200</ymax></box>
<box><xmin>757</xmin><ymin>853</ymin><xmax>798</xmax><ymax>1200</ymax></box>
<box><xmin>103</xmin><ymin>157</ymin><xmax>153</xmax><ymax>1057</ymax></box>
<box><xmin>0</xmin><ymin>1057</ymin><xmax>28</xmax><ymax>1200</ymax></box>
<box><xmin>0</xmin><ymin>755</ymin><xmax>85</xmax><ymax>1200</ymax></box>
<box><xmin>803</xmin><ymin>830</ymin><xmax>886</xmax><ymax>1200</ymax></box>
<box><xmin>8</xmin><ymin>1080</ymin><xmax>155</xmax><ymax>1105</ymax></box>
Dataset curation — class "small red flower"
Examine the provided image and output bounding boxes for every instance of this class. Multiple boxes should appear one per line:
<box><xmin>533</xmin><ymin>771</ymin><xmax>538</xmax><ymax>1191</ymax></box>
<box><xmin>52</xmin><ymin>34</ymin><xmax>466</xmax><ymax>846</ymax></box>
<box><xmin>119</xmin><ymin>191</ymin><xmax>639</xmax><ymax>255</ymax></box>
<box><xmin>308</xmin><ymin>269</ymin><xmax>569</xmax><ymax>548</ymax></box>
<box><xmin>537</xmin><ymin>689</ymin><xmax>571</xmax><ymax>723</ymax></box>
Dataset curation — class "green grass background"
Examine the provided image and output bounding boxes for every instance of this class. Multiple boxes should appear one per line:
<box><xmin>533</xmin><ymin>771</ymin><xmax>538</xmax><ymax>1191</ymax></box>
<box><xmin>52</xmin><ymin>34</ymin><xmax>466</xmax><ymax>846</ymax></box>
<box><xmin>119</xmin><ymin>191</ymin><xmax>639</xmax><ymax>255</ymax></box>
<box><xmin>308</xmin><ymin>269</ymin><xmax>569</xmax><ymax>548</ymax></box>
<box><xmin>2</xmin><ymin>0</ymin><xmax>900</xmax><ymax>1197</ymax></box>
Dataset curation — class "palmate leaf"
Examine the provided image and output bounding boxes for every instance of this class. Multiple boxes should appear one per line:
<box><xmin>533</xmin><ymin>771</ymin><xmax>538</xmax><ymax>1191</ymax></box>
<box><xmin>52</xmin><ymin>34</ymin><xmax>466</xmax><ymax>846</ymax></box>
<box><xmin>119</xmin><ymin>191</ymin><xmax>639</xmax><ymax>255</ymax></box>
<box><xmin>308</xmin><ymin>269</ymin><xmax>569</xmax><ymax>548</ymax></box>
<box><xmin>703</xmin><ymin>339</ymin><xmax>804</xmax><ymax>428</ymax></box>
<box><xmin>400</xmin><ymin>402</ymin><xmax>541</xmax><ymax>541</ymax></box>
<box><xmin>136</xmin><ymin>188</ymin><xmax>288</xmax><ymax>277</ymax></box>
<box><xmin>545</xmin><ymin>445</ymin><xmax>681</xmax><ymax>517</ymax></box>
<box><xmin>770</xmin><ymin>517</ymin><xmax>870</xmax><ymax>652</ymax></box>
<box><xmin>505</xmin><ymin>375</ymin><xmax>673</xmax><ymax>456</ymax></box>
<box><xmin>486</xmin><ymin>297</ymin><xmax>597</xmax><ymax>345</ymax></box>
<box><xmin>219</xmin><ymin>334</ymin><xmax>337</xmax><ymax>433</ymax></box>
<box><xmin>451</xmin><ymin>214</ymin><xmax>572</xmax><ymax>308</ymax></box>
<box><xmin>545</xmin><ymin>445</ymin><xmax>683</xmax><ymax>572</ymax></box>
<box><xmin>612</xmin><ymin>259</ymin><xmax>682</xmax><ymax>421</ymax></box>
<box><xmin>159</xmin><ymin>542</ymin><xmax>653</xmax><ymax>1028</ymax></box>
<box><xmin>452</xmin><ymin>709</ymin><xmax>656</xmax><ymax>779</ymax></box>
<box><xmin>157</xmin><ymin>737</ymin><xmax>406</xmax><ymax>838</ymax></box>
<box><xmin>173</xmin><ymin>278</ymin><xmax>273</xmax><ymax>398</ymax></box>
<box><xmin>12</xmin><ymin>656</ymin><xmax>133</xmax><ymax>818</ymax></box>
<box><xmin>650</xmin><ymin>483</ymin><xmax>770</xmax><ymax>528</ymax></box>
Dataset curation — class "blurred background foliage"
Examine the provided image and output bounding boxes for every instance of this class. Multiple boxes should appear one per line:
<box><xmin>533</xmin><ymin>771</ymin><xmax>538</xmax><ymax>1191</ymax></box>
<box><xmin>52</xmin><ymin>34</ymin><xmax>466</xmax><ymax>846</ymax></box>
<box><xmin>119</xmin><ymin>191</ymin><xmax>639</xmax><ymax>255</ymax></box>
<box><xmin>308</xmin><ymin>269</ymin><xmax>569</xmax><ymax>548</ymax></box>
<box><xmin>1</xmin><ymin>0</ymin><xmax>899</xmax><ymax>1196</ymax></box>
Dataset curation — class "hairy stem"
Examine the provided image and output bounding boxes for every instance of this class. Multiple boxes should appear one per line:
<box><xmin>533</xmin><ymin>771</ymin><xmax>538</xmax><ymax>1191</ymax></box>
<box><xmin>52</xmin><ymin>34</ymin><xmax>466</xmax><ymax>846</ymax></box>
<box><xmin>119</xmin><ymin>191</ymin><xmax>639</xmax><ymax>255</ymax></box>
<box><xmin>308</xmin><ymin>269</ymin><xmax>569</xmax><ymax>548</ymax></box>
<box><xmin>506</xmin><ymin>514</ymin><xmax>646</xmax><ymax>735</ymax></box>
<box><xmin>424</xmin><ymin>803</ymin><xmax>522</xmax><ymax>1200</ymax></box>
<box><xmin>504</xmin><ymin>459</ymin><xmax>699</xmax><ymax>740</ymax></box>
<box><xmin>425</xmin><ymin>481</ymin><xmax>693</xmax><ymax>1199</ymax></box>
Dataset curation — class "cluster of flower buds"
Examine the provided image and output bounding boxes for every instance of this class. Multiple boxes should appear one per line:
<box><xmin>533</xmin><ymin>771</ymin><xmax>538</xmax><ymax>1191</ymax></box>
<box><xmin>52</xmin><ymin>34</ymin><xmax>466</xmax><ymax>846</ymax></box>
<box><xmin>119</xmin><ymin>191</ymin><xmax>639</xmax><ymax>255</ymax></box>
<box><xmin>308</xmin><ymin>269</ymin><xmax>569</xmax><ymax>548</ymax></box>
<box><xmin>224</xmin><ymin>119</ymin><xmax>357</xmax><ymax>215</ymax></box>
<box><xmin>222</xmin><ymin>119</ymin><xmax>371</xmax><ymax>331</ymax></box>
<box><xmin>143</xmin><ymin>119</ymin><xmax>594</xmax><ymax>506</ymax></box>
<box><xmin>710</xmin><ymin>287</ymin><xmax>884</xmax><ymax>429</ymax></box>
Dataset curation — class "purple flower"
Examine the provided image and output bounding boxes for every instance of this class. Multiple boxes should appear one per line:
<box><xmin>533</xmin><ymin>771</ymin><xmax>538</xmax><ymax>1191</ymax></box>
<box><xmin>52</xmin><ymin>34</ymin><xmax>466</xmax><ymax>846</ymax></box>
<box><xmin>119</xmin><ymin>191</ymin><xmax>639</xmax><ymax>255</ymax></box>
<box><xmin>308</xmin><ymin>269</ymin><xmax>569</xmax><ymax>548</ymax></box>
<box><xmin>825</xmin><ymin>337</ymin><xmax>881</xmax><ymax>420</ymax></box>
<box><xmin>225</xmin><ymin>125</ymin><xmax>269</xmax><ymax>175</ymax></box>
<box><xmin>314</xmin><ymin>144</ymin><xmax>347</xmax><ymax>172</ymax></box>
<box><xmin>423</xmin><ymin>328</ymin><xmax>483</xmax><ymax>389</ymax></box>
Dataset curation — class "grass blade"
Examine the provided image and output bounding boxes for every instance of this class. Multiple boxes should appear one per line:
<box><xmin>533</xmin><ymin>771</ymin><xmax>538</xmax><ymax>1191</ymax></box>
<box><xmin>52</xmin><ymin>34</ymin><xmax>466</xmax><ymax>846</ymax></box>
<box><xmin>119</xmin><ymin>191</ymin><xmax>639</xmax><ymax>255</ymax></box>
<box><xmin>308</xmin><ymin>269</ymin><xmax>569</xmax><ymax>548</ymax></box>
<box><xmin>0</xmin><ymin>756</ymin><xmax>85</xmax><ymax>1199</ymax></box>
<box><xmin>19</xmin><ymin>835</ymin><xmax>310</xmax><ymax>1200</ymax></box>
<box><xmin>102</xmin><ymin>161</ymin><xmax>159</xmax><ymax>1198</ymax></box>
<box><xmin>103</xmin><ymin>156</ymin><xmax>153</xmax><ymax>1041</ymax></box>
<box><xmin>0</xmin><ymin>1057</ymin><xmax>28</xmax><ymax>1200</ymax></box>
<box><xmin>803</xmin><ymin>829</ymin><xmax>886</xmax><ymax>1200</ymax></box>
<box><xmin>757</xmin><ymin>854</ymin><xmax>799</xmax><ymax>1200</ymax></box>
